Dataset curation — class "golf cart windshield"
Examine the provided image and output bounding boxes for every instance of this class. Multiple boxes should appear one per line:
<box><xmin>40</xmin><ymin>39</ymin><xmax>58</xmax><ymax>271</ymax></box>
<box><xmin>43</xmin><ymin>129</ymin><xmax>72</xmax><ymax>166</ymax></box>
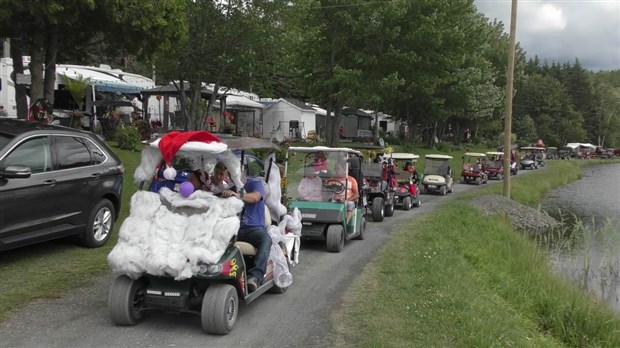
<box><xmin>424</xmin><ymin>158</ymin><xmax>450</xmax><ymax>176</ymax></box>
<box><xmin>287</xmin><ymin>148</ymin><xmax>357</xmax><ymax>202</ymax></box>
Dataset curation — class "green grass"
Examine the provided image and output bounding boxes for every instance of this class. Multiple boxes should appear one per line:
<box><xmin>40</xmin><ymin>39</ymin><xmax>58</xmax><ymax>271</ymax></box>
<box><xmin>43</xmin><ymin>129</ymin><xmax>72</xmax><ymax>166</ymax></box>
<box><xmin>333</xmin><ymin>159</ymin><xmax>620</xmax><ymax>347</ymax></box>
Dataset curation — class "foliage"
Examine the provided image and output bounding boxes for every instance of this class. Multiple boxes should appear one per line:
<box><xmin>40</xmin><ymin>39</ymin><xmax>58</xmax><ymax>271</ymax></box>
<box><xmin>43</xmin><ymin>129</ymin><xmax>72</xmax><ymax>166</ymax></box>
<box><xmin>115</xmin><ymin>124</ymin><xmax>141</xmax><ymax>151</ymax></box>
<box><xmin>62</xmin><ymin>75</ymin><xmax>90</xmax><ymax>109</ymax></box>
<box><xmin>135</xmin><ymin>120</ymin><xmax>153</xmax><ymax>141</ymax></box>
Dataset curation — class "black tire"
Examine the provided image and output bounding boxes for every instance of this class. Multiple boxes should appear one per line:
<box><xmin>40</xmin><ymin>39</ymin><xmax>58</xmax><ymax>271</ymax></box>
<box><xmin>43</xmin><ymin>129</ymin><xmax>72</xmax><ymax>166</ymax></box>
<box><xmin>475</xmin><ymin>177</ymin><xmax>481</xmax><ymax>185</ymax></box>
<box><xmin>326</xmin><ymin>224</ymin><xmax>345</xmax><ymax>252</ymax></box>
<box><xmin>371</xmin><ymin>197</ymin><xmax>385</xmax><ymax>222</ymax></box>
<box><xmin>402</xmin><ymin>196</ymin><xmax>412</xmax><ymax>211</ymax></box>
<box><xmin>108</xmin><ymin>275</ymin><xmax>146</xmax><ymax>326</ymax></box>
<box><xmin>440</xmin><ymin>186</ymin><xmax>447</xmax><ymax>196</ymax></box>
<box><xmin>498</xmin><ymin>174</ymin><xmax>503</xmax><ymax>180</ymax></box>
<box><xmin>355</xmin><ymin>217</ymin><xmax>366</xmax><ymax>240</ymax></box>
<box><xmin>201</xmin><ymin>284</ymin><xmax>238</xmax><ymax>335</ymax></box>
<box><xmin>82</xmin><ymin>199</ymin><xmax>115</xmax><ymax>248</ymax></box>
<box><xmin>384</xmin><ymin>202</ymin><xmax>395</xmax><ymax>217</ymax></box>
<box><xmin>413</xmin><ymin>196</ymin><xmax>421</xmax><ymax>207</ymax></box>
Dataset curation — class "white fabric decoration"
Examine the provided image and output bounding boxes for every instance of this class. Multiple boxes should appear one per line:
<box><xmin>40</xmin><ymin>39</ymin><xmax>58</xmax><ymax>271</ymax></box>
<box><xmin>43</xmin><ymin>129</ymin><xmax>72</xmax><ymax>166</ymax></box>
<box><xmin>107</xmin><ymin>189</ymin><xmax>243</xmax><ymax>280</ymax></box>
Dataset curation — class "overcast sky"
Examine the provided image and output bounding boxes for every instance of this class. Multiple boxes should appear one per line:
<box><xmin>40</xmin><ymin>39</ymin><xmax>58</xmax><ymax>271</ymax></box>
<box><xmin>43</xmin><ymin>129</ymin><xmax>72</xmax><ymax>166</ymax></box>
<box><xmin>474</xmin><ymin>0</ymin><xmax>620</xmax><ymax>71</ymax></box>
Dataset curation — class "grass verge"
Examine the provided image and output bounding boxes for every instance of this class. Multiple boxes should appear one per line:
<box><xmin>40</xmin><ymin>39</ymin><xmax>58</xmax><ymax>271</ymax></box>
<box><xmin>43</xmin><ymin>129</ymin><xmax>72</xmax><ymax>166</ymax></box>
<box><xmin>333</xmin><ymin>159</ymin><xmax>620</xmax><ymax>347</ymax></box>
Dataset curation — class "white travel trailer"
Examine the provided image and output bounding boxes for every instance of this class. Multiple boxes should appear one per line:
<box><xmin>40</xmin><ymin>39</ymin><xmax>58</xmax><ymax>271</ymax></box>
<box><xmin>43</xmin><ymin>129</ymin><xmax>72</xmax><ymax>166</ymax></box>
<box><xmin>0</xmin><ymin>57</ymin><xmax>154</xmax><ymax>123</ymax></box>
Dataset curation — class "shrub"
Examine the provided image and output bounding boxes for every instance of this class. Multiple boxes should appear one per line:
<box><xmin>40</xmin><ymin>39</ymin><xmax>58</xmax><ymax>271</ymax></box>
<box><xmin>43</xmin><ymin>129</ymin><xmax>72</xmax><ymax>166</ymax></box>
<box><xmin>135</xmin><ymin>120</ymin><xmax>153</xmax><ymax>141</ymax></box>
<box><xmin>115</xmin><ymin>124</ymin><xmax>141</xmax><ymax>151</ymax></box>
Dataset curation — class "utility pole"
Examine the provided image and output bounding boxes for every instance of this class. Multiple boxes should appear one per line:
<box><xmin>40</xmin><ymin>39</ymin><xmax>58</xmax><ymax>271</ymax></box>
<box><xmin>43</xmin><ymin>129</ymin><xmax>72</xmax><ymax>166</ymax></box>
<box><xmin>503</xmin><ymin>0</ymin><xmax>518</xmax><ymax>198</ymax></box>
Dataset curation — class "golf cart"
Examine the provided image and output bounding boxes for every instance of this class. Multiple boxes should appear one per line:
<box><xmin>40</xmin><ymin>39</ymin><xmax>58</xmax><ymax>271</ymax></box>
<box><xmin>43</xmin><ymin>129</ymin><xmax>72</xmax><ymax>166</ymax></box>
<box><xmin>420</xmin><ymin>154</ymin><xmax>454</xmax><ymax>195</ymax></box>
<box><xmin>460</xmin><ymin>152</ymin><xmax>488</xmax><ymax>185</ymax></box>
<box><xmin>534</xmin><ymin>147</ymin><xmax>546</xmax><ymax>167</ymax></box>
<box><xmin>484</xmin><ymin>151</ymin><xmax>504</xmax><ymax>180</ymax></box>
<box><xmin>108</xmin><ymin>131</ymin><xmax>295</xmax><ymax>335</ymax></box>
<box><xmin>546</xmin><ymin>147</ymin><xmax>557</xmax><ymax>160</ymax></box>
<box><xmin>285</xmin><ymin>146</ymin><xmax>366</xmax><ymax>252</ymax></box>
<box><xmin>360</xmin><ymin>156</ymin><xmax>396</xmax><ymax>221</ymax></box>
<box><xmin>558</xmin><ymin>146</ymin><xmax>572</xmax><ymax>160</ymax></box>
<box><xmin>520</xmin><ymin>147</ymin><xmax>538</xmax><ymax>170</ymax></box>
<box><xmin>386</xmin><ymin>152</ymin><xmax>421</xmax><ymax>210</ymax></box>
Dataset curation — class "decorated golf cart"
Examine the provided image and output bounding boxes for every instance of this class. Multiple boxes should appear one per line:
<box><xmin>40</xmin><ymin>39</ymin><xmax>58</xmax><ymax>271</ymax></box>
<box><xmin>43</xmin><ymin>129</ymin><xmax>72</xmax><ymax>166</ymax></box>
<box><xmin>420</xmin><ymin>154</ymin><xmax>454</xmax><ymax>195</ymax></box>
<box><xmin>484</xmin><ymin>151</ymin><xmax>504</xmax><ymax>180</ymax></box>
<box><xmin>384</xmin><ymin>152</ymin><xmax>421</xmax><ymax>210</ymax></box>
<box><xmin>360</xmin><ymin>155</ymin><xmax>396</xmax><ymax>221</ymax></box>
<box><xmin>459</xmin><ymin>152</ymin><xmax>488</xmax><ymax>185</ymax></box>
<box><xmin>107</xmin><ymin>131</ymin><xmax>299</xmax><ymax>335</ymax></box>
<box><xmin>285</xmin><ymin>146</ymin><xmax>366</xmax><ymax>252</ymax></box>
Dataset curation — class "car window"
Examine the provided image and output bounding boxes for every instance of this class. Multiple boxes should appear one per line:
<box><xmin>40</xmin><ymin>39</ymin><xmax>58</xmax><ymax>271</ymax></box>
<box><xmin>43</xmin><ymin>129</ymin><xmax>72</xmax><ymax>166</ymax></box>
<box><xmin>2</xmin><ymin>136</ymin><xmax>53</xmax><ymax>173</ymax></box>
<box><xmin>86</xmin><ymin>140</ymin><xmax>107</xmax><ymax>165</ymax></box>
<box><xmin>54</xmin><ymin>136</ymin><xmax>92</xmax><ymax>169</ymax></box>
<box><xmin>0</xmin><ymin>132</ymin><xmax>14</xmax><ymax>150</ymax></box>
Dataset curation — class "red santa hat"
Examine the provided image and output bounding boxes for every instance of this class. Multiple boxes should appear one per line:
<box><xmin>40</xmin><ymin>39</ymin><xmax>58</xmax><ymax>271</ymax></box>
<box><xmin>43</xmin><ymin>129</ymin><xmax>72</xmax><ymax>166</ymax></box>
<box><xmin>158</xmin><ymin>131</ymin><xmax>223</xmax><ymax>180</ymax></box>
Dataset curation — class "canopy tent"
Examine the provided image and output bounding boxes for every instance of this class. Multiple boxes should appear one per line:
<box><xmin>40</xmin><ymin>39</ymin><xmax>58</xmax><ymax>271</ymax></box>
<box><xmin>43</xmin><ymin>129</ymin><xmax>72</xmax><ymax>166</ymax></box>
<box><xmin>219</xmin><ymin>95</ymin><xmax>264</xmax><ymax>109</ymax></box>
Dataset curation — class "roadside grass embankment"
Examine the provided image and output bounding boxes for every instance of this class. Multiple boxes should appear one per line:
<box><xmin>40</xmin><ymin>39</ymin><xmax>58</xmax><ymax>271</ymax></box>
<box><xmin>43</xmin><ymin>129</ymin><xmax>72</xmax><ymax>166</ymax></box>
<box><xmin>333</xmin><ymin>159</ymin><xmax>620</xmax><ymax>347</ymax></box>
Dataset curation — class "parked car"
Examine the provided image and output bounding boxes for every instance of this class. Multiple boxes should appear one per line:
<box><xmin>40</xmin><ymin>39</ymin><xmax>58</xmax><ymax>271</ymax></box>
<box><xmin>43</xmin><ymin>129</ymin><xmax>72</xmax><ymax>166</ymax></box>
<box><xmin>0</xmin><ymin>119</ymin><xmax>124</xmax><ymax>251</ymax></box>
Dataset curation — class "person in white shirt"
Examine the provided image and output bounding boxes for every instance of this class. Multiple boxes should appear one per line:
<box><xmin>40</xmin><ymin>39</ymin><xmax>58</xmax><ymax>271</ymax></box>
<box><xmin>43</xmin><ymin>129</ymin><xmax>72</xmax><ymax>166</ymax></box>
<box><xmin>297</xmin><ymin>166</ymin><xmax>323</xmax><ymax>201</ymax></box>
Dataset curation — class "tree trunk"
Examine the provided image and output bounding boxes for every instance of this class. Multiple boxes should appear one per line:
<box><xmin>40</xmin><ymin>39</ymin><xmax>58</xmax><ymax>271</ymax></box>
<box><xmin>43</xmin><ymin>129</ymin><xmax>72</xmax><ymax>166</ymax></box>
<box><xmin>43</xmin><ymin>25</ymin><xmax>59</xmax><ymax>105</ymax></box>
<box><xmin>29</xmin><ymin>31</ymin><xmax>45</xmax><ymax>104</ymax></box>
<box><xmin>9</xmin><ymin>34</ymin><xmax>28</xmax><ymax>119</ymax></box>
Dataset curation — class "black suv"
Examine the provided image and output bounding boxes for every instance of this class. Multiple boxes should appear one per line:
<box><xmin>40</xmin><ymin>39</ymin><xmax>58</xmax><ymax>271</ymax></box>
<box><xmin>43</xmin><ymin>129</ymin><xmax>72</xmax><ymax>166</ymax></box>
<box><xmin>0</xmin><ymin>119</ymin><xmax>124</xmax><ymax>251</ymax></box>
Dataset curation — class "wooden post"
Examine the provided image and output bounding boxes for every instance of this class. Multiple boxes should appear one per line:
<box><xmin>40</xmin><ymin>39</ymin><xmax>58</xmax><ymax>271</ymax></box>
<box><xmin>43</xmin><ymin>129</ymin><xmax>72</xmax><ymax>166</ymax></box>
<box><xmin>503</xmin><ymin>0</ymin><xmax>518</xmax><ymax>198</ymax></box>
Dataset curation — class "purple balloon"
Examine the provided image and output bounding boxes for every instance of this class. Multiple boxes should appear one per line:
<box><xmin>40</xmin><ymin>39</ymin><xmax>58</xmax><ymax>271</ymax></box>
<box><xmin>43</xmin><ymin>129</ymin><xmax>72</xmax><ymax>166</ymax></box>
<box><xmin>179</xmin><ymin>181</ymin><xmax>195</xmax><ymax>198</ymax></box>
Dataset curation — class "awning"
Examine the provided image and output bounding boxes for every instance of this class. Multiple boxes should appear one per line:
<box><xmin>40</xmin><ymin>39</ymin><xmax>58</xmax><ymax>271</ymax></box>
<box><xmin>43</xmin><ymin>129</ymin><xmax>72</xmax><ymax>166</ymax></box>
<box><xmin>91</xmin><ymin>80</ymin><xmax>144</xmax><ymax>94</ymax></box>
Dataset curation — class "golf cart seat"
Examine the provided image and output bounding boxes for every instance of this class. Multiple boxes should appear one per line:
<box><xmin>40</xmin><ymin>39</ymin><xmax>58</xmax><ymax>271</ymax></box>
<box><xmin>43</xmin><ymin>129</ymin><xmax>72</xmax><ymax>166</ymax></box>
<box><xmin>234</xmin><ymin>206</ymin><xmax>272</xmax><ymax>256</ymax></box>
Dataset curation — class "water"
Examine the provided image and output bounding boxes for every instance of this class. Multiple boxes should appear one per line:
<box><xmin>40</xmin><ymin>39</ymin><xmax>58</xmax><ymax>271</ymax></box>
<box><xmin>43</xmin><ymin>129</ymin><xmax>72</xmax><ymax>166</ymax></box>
<box><xmin>541</xmin><ymin>163</ymin><xmax>620</xmax><ymax>312</ymax></box>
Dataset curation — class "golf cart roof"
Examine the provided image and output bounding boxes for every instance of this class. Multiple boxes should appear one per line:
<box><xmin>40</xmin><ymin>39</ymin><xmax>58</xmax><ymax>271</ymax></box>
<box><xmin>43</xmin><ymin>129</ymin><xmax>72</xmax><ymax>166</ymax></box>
<box><xmin>521</xmin><ymin>146</ymin><xmax>543</xmax><ymax>151</ymax></box>
<box><xmin>463</xmin><ymin>152</ymin><xmax>486</xmax><ymax>157</ymax></box>
<box><xmin>214</xmin><ymin>134</ymin><xmax>279</xmax><ymax>151</ymax></box>
<box><xmin>387</xmin><ymin>152</ymin><xmax>419</xmax><ymax>160</ymax></box>
<box><xmin>486</xmin><ymin>151</ymin><xmax>504</xmax><ymax>156</ymax></box>
<box><xmin>547</xmin><ymin>146</ymin><xmax>557</xmax><ymax>149</ymax></box>
<box><xmin>287</xmin><ymin>146</ymin><xmax>361</xmax><ymax>155</ymax></box>
<box><xmin>425</xmin><ymin>154</ymin><xmax>453</xmax><ymax>160</ymax></box>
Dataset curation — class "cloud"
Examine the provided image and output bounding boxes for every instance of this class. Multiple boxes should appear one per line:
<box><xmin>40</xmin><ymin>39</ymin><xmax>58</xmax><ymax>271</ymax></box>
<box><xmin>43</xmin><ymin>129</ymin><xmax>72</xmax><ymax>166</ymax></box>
<box><xmin>475</xmin><ymin>0</ymin><xmax>620</xmax><ymax>71</ymax></box>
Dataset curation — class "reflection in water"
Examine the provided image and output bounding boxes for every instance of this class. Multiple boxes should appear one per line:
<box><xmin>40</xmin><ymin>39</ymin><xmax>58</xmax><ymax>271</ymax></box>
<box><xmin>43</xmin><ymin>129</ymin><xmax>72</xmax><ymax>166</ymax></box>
<box><xmin>541</xmin><ymin>163</ymin><xmax>620</xmax><ymax>313</ymax></box>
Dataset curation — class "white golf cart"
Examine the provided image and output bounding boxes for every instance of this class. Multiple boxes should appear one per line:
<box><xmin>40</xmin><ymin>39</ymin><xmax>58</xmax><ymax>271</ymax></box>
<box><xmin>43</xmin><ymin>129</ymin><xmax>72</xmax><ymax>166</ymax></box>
<box><xmin>420</xmin><ymin>154</ymin><xmax>454</xmax><ymax>196</ymax></box>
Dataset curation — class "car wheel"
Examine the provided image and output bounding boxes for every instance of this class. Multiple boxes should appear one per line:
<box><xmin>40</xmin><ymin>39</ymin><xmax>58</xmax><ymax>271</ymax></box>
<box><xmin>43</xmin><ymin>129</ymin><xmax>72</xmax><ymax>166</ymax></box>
<box><xmin>201</xmin><ymin>284</ymin><xmax>238</xmax><ymax>335</ymax></box>
<box><xmin>355</xmin><ymin>217</ymin><xmax>366</xmax><ymax>240</ymax></box>
<box><xmin>108</xmin><ymin>275</ymin><xmax>146</xmax><ymax>326</ymax></box>
<box><xmin>82</xmin><ymin>199</ymin><xmax>115</xmax><ymax>248</ymax></box>
<box><xmin>371</xmin><ymin>197</ymin><xmax>385</xmax><ymax>222</ymax></box>
<box><xmin>440</xmin><ymin>186</ymin><xmax>447</xmax><ymax>196</ymax></box>
<box><xmin>384</xmin><ymin>201</ymin><xmax>395</xmax><ymax>217</ymax></box>
<box><xmin>326</xmin><ymin>224</ymin><xmax>345</xmax><ymax>252</ymax></box>
<box><xmin>402</xmin><ymin>196</ymin><xmax>412</xmax><ymax>211</ymax></box>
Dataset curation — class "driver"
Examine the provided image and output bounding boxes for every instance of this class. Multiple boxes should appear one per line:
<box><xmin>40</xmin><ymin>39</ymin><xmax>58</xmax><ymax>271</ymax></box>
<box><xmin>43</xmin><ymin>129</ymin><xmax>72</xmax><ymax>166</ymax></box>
<box><xmin>221</xmin><ymin>174</ymin><xmax>271</xmax><ymax>293</ymax></box>
<box><xmin>297</xmin><ymin>166</ymin><xmax>323</xmax><ymax>201</ymax></box>
<box><xmin>329</xmin><ymin>161</ymin><xmax>359</xmax><ymax>224</ymax></box>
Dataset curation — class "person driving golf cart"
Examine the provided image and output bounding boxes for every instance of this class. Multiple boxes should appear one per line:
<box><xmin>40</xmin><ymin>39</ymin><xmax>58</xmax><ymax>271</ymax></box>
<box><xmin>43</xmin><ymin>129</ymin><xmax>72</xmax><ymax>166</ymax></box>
<box><xmin>330</xmin><ymin>161</ymin><xmax>359</xmax><ymax>224</ymax></box>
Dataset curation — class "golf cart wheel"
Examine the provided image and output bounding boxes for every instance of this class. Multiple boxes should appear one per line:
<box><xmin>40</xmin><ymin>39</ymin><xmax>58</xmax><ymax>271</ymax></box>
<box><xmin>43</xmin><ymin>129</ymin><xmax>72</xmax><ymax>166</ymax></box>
<box><xmin>439</xmin><ymin>186</ymin><xmax>447</xmax><ymax>196</ymax></box>
<box><xmin>82</xmin><ymin>199</ymin><xmax>115</xmax><ymax>247</ymax></box>
<box><xmin>108</xmin><ymin>275</ymin><xmax>146</xmax><ymax>326</ymax></box>
<box><xmin>371</xmin><ymin>197</ymin><xmax>385</xmax><ymax>222</ymax></box>
<box><xmin>402</xmin><ymin>196</ymin><xmax>412</xmax><ymax>211</ymax></box>
<box><xmin>326</xmin><ymin>224</ymin><xmax>345</xmax><ymax>252</ymax></box>
<box><xmin>497</xmin><ymin>174</ymin><xmax>503</xmax><ymax>180</ymax></box>
<box><xmin>449</xmin><ymin>184</ymin><xmax>454</xmax><ymax>193</ymax></box>
<box><xmin>201</xmin><ymin>284</ymin><xmax>238</xmax><ymax>335</ymax></box>
<box><xmin>355</xmin><ymin>217</ymin><xmax>366</xmax><ymax>240</ymax></box>
<box><xmin>413</xmin><ymin>196</ymin><xmax>421</xmax><ymax>207</ymax></box>
<box><xmin>385</xmin><ymin>202</ymin><xmax>394</xmax><ymax>217</ymax></box>
<box><xmin>475</xmin><ymin>177</ymin><xmax>481</xmax><ymax>185</ymax></box>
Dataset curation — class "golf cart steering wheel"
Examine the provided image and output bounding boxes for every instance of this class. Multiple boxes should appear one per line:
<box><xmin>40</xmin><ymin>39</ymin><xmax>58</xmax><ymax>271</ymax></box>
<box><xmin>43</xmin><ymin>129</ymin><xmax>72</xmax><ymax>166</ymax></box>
<box><xmin>323</xmin><ymin>179</ymin><xmax>346</xmax><ymax>194</ymax></box>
